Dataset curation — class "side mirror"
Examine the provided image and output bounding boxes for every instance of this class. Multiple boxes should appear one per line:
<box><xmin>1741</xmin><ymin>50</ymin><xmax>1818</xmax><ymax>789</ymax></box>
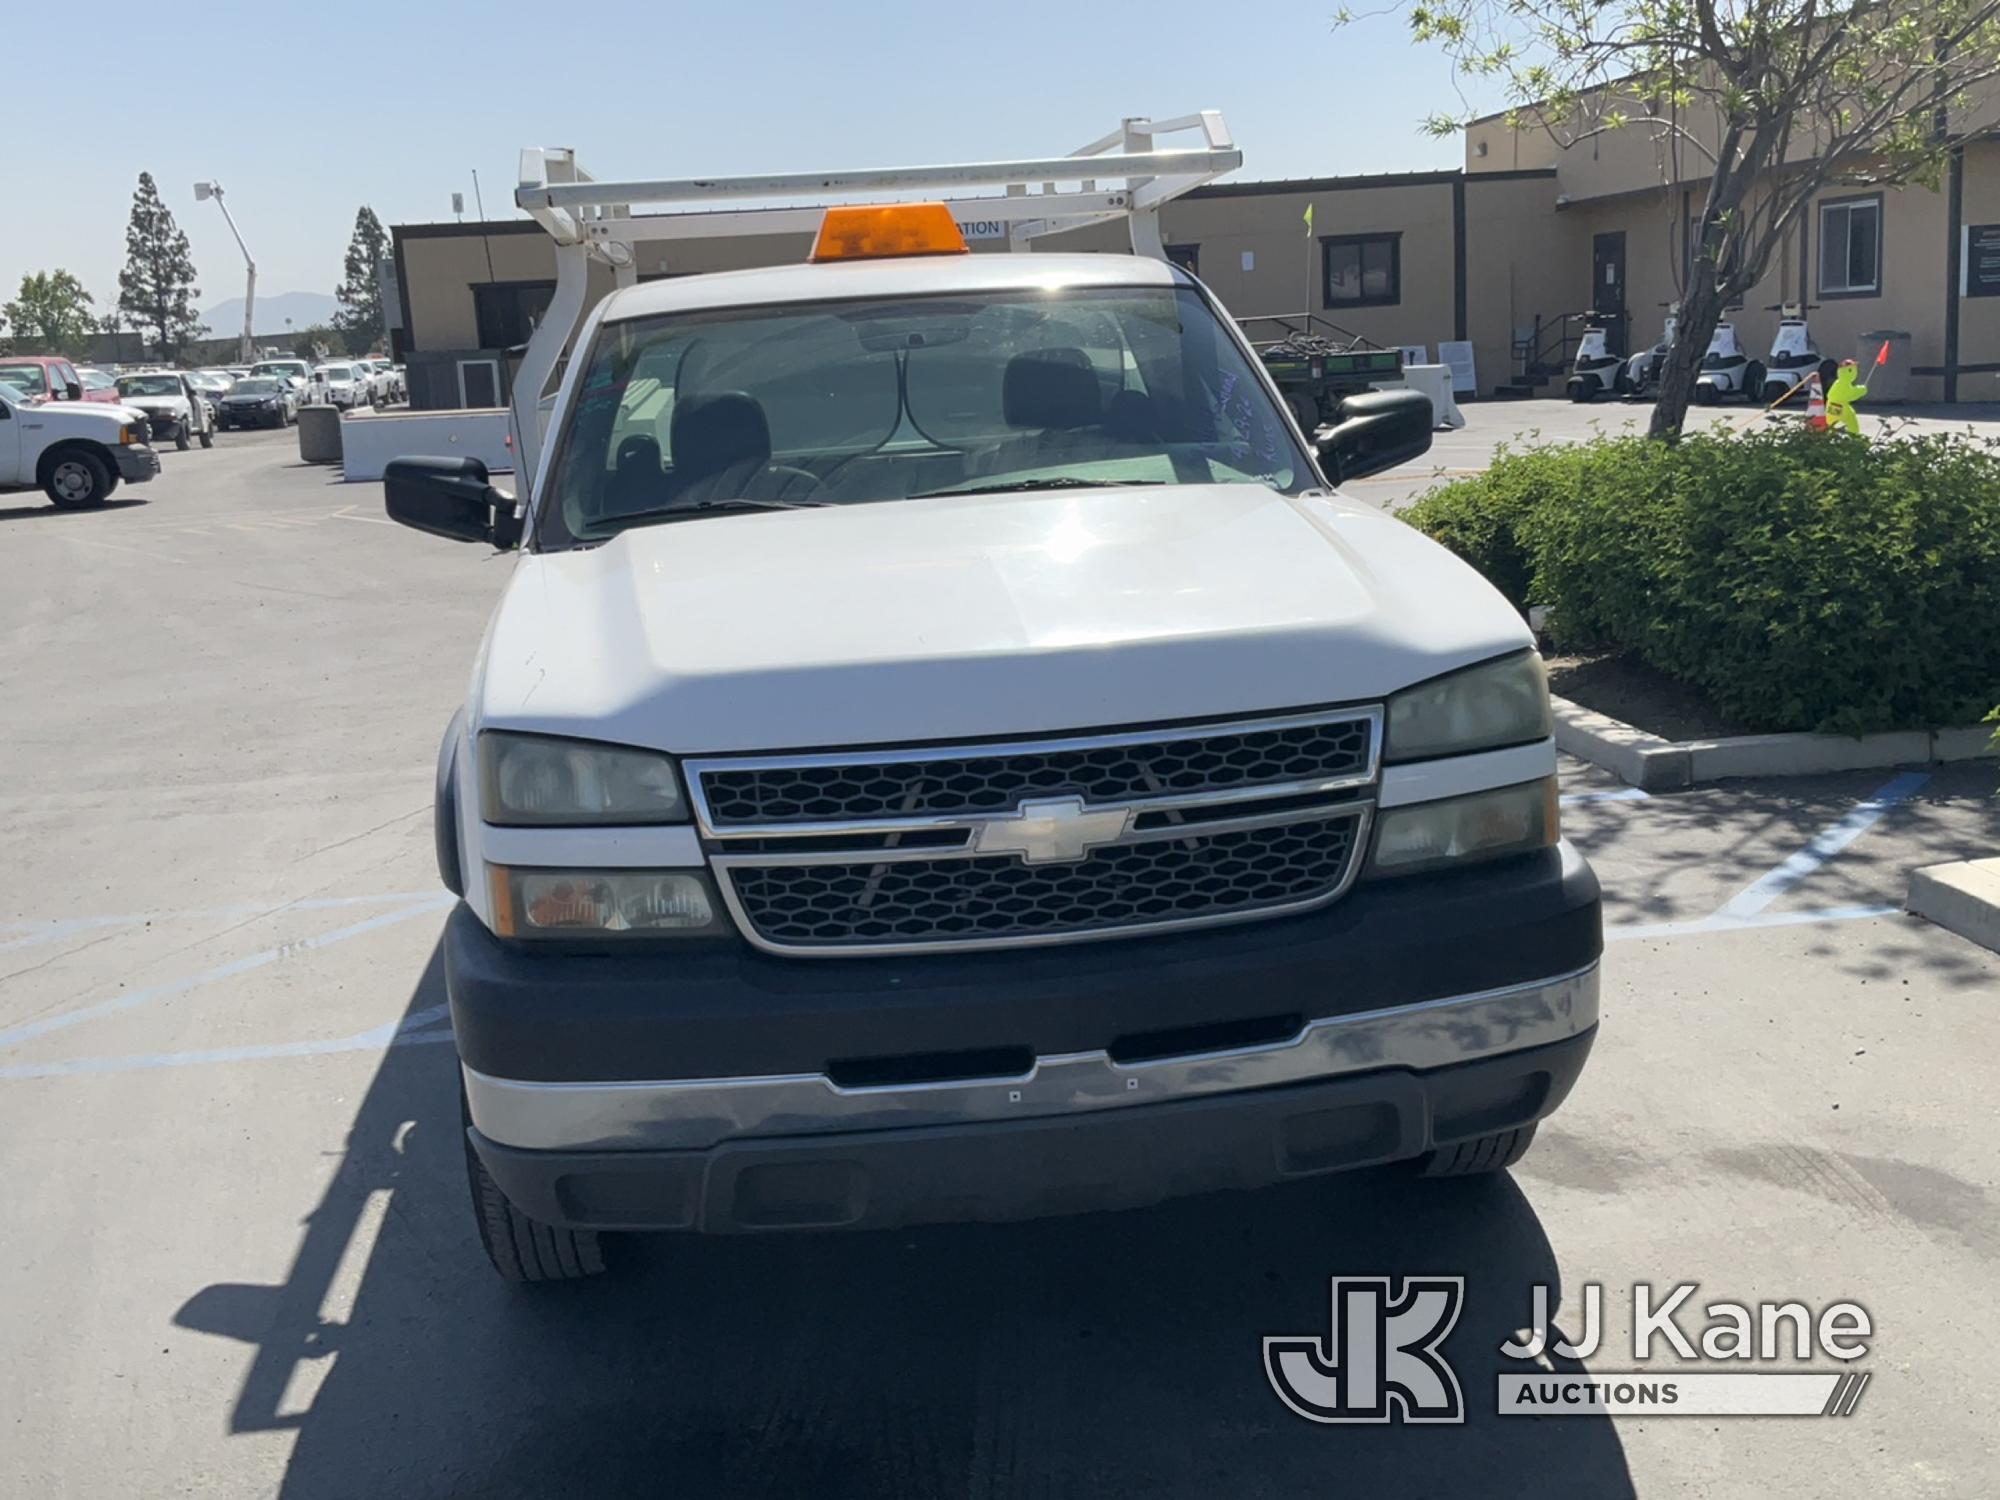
<box><xmin>1315</xmin><ymin>388</ymin><xmax>1434</xmax><ymax>485</ymax></box>
<box><xmin>384</xmin><ymin>456</ymin><xmax>522</xmax><ymax>549</ymax></box>
<box><xmin>65</xmin><ymin>381</ymin><xmax>83</xmax><ymax>401</ymax></box>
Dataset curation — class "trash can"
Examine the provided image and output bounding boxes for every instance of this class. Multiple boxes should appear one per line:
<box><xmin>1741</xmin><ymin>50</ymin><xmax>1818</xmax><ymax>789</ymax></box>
<box><xmin>296</xmin><ymin>403</ymin><xmax>343</xmax><ymax>464</ymax></box>
<box><xmin>1858</xmin><ymin>330</ymin><xmax>1911</xmax><ymax>403</ymax></box>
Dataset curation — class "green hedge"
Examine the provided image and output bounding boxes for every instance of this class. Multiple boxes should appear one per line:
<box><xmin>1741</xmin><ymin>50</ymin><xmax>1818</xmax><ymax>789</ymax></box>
<box><xmin>1403</xmin><ymin>426</ymin><xmax>2000</xmax><ymax>735</ymax></box>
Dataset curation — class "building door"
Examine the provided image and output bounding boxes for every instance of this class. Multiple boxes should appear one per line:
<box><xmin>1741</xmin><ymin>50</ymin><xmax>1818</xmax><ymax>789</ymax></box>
<box><xmin>1592</xmin><ymin>232</ymin><xmax>1628</xmax><ymax>354</ymax></box>
<box><xmin>457</xmin><ymin>359</ymin><xmax>501</xmax><ymax>409</ymax></box>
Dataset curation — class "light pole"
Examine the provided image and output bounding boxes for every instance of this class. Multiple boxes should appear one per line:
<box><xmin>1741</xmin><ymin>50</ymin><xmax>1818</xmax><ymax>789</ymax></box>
<box><xmin>193</xmin><ymin>181</ymin><xmax>255</xmax><ymax>362</ymax></box>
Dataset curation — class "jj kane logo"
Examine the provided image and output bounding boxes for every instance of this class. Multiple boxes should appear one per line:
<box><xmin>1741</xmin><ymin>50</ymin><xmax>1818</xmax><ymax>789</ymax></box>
<box><xmin>1264</xmin><ymin>1276</ymin><xmax>1466</xmax><ymax>1424</ymax></box>
<box><xmin>1266</xmin><ymin>1279</ymin><xmax>1875</xmax><ymax>1423</ymax></box>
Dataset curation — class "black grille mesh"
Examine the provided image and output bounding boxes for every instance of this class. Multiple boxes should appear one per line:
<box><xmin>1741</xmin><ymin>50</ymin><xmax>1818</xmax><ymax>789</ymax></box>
<box><xmin>726</xmin><ymin>816</ymin><xmax>1360</xmax><ymax>948</ymax></box>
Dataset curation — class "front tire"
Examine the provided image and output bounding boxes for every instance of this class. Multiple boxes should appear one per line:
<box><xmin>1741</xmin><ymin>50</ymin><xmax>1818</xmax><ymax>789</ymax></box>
<box><xmin>44</xmin><ymin>449</ymin><xmax>113</xmax><ymax>509</ymax></box>
<box><xmin>1420</xmin><ymin>1124</ymin><xmax>1538</xmax><ymax>1177</ymax></box>
<box><xmin>198</xmin><ymin>428</ymin><xmax>213</xmax><ymax>449</ymax></box>
<box><xmin>174</xmin><ymin>423</ymin><xmax>191</xmax><ymax>452</ymax></box>
<box><xmin>462</xmin><ymin>1089</ymin><xmax>606</xmax><ymax>1283</ymax></box>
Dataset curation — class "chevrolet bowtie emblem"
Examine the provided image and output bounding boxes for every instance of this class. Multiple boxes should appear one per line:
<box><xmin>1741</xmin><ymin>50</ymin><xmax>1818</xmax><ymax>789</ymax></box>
<box><xmin>971</xmin><ymin>796</ymin><xmax>1134</xmax><ymax>865</ymax></box>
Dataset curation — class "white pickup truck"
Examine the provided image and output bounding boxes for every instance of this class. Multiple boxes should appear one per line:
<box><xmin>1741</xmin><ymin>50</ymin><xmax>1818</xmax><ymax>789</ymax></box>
<box><xmin>0</xmin><ymin>381</ymin><xmax>160</xmax><ymax>507</ymax></box>
<box><xmin>383</xmin><ymin>130</ymin><xmax>1602</xmax><ymax>1284</ymax></box>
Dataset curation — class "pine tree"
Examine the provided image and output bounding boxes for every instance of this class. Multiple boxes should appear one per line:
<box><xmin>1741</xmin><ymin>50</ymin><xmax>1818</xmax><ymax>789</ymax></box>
<box><xmin>116</xmin><ymin>173</ymin><xmax>205</xmax><ymax>360</ymax></box>
<box><xmin>333</xmin><ymin>206</ymin><xmax>390</xmax><ymax>356</ymax></box>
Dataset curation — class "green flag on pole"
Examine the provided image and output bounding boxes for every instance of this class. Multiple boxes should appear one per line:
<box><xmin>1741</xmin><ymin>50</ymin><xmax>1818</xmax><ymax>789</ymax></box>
<box><xmin>1303</xmin><ymin>203</ymin><xmax>1315</xmax><ymax>234</ymax></box>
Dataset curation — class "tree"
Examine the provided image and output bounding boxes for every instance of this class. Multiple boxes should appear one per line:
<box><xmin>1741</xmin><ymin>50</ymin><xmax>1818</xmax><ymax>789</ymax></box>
<box><xmin>117</xmin><ymin>172</ymin><xmax>206</xmax><ymax>361</ymax></box>
<box><xmin>333</xmin><ymin>206</ymin><xmax>390</xmax><ymax>355</ymax></box>
<box><xmin>2</xmin><ymin>270</ymin><xmax>97</xmax><ymax>356</ymax></box>
<box><xmin>1372</xmin><ymin>0</ymin><xmax>2000</xmax><ymax>434</ymax></box>
<box><xmin>293</xmin><ymin>323</ymin><xmax>342</xmax><ymax>362</ymax></box>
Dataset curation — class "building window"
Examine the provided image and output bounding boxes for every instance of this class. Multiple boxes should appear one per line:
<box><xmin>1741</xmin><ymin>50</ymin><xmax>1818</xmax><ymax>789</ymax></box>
<box><xmin>1322</xmin><ymin>233</ymin><xmax>1400</xmax><ymax>308</ymax></box>
<box><xmin>472</xmin><ymin>281</ymin><xmax>556</xmax><ymax>349</ymax></box>
<box><xmin>1165</xmin><ymin>243</ymin><xmax>1200</xmax><ymax>276</ymax></box>
<box><xmin>1818</xmin><ymin>196</ymin><xmax>1881</xmax><ymax>297</ymax></box>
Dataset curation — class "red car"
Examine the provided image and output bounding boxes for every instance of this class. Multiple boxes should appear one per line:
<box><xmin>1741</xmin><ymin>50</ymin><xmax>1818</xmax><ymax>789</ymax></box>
<box><xmin>0</xmin><ymin>356</ymin><xmax>124</xmax><ymax>407</ymax></box>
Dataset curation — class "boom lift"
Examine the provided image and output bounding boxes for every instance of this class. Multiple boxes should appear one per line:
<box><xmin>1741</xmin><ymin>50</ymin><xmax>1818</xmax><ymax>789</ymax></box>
<box><xmin>508</xmin><ymin>114</ymin><xmax>1244</xmax><ymax>494</ymax></box>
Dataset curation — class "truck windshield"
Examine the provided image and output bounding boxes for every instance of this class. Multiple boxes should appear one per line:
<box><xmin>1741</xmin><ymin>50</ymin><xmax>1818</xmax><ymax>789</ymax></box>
<box><xmin>118</xmin><ymin>376</ymin><xmax>182</xmax><ymax>397</ymax></box>
<box><xmin>0</xmin><ymin>366</ymin><xmax>48</xmax><ymax>397</ymax></box>
<box><xmin>537</xmin><ymin>284</ymin><xmax>1312</xmax><ymax>548</ymax></box>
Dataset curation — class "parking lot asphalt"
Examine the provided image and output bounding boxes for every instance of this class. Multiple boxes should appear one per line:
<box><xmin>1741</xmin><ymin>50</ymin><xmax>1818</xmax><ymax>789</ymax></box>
<box><xmin>2</xmin><ymin>418</ymin><xmax>1997</xmax><ymax>1498</ymax></box>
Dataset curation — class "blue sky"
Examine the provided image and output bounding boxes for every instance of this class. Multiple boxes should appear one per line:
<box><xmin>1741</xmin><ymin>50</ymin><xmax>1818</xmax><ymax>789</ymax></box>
<box><xmin>4</xmin><ymin>0</ymin><xmax>1492</xmax><ymax>326</ymax></box>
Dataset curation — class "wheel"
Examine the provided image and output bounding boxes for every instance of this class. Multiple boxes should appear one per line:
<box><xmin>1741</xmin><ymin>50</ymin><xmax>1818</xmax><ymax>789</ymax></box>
<box><xmin>462</xmin><ymin>1087</ymin><xmax>605</xmax><ymax>1283</ymax></box>
<box><xmin>1419</xmin><ymin>1124</ymin><xmax>1538</xmax><ymax>1177</ymax></box>
<box><xmin>1742</xmin><ymin>363</ymin><xmax>1766</xmax><ymax>403</ymax></box>
<box><xmin>174</xmin><ymin>423</ymin><xmax>191</xmax><ymax>452</ymax></box>
<box><xmin>44</xmin><ymin>449</ymin><xmax>113</xmax><ymax>509</ymax></box>
<box><xmin>1567</xmin><ymin>380</ymin><xmax>1595</xmax><ymax>404</ymax></box>
<box><xmin>198</xmin><ymin>428</ymin><xmax>213</xmax><ymax>449</ymax></box>
<box><xmin>1693</xmin><ymin>382</ymin><xmax>1719</xmax><ymax>406</ymax></box>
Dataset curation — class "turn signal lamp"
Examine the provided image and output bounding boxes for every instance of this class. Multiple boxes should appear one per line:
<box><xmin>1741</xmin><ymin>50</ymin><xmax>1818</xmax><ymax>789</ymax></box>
<box><xmin>811</xmin><ymin>203</ymin><xmax>970</xmax><ymax>262</ymax></box>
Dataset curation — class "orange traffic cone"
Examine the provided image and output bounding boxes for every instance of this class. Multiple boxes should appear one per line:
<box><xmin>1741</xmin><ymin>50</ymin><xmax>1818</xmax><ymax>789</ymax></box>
<box><xmin>1805</xmin><ymin>373</ymin><xmax>1827</xmax><ymax>432</ymax></box>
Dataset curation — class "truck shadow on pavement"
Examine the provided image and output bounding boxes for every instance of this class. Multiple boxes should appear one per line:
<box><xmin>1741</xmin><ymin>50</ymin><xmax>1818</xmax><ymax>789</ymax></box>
<box><xmin>176</xmin><ymin>944</ymin><xmax>1634</xmax><ymax>1500</ymax></box>
<box><xmin>0</xmin><ymin>497</ymin><xmax>150</xmax><ymax>523</ymax></box>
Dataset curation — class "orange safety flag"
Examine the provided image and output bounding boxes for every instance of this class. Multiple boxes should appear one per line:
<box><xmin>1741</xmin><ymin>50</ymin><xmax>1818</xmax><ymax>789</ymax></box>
<box><xmin>1875</xmin><ymin>340</ymin><xmax>1891</xmax><ymax>367</ymax></box>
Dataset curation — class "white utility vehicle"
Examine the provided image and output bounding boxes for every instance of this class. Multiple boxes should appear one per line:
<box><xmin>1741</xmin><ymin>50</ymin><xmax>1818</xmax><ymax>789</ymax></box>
<box><xmin>383</xmin><ymin>116</ymin><xmax>1603</xmax><ymax>1283</ymax></box>
<box><xmin>1694</xmin><ymin>319</ymin><xmax>1762</xmax><ymax>404</ymax></box>
<box><xmin>1757</xmin><ymin>303</ymin><xmax>1821</xmax><ymax>403</ymax></box>
<box><xmin>1564</xmin><ymin>310</ymin><xmax>1627</xmax><ymax>402</ymax></box>
<box><xmin>1621</xmin><ymin>302</ymin><xmax>1679</xmax><ymax>399</ymax></box>
<box><xmin>0</xmin><ymin>380</ymin><xmax>160</xmax><ymax>507</ymax></box>
<box><xmin>310</xmin><ymin>362</ymin><xmax>370</xmax><ymax>409</ymax></box>
<box><xmin>115</xmin><ymin>371</ymin><xmax>214</xmax><ymax>450</ymax></box>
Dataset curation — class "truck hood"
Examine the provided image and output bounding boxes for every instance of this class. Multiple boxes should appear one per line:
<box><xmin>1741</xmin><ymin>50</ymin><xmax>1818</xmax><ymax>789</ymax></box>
<box><xmin>34</xmin><ymin>401</ymin><xmax>148</xmax><ymax>434</ymax></box>
<box><xmin>476</xmin><ymin>484</ymin><xmax>1533</xmax><ymax>753</ymax></box>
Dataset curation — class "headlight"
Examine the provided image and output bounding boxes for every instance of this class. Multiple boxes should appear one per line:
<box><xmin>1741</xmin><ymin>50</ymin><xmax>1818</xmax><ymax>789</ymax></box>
<box><xmin>488</xmin><ymin>865</ymin><xmax>721</xmax><ymax>939</ymax></box>
<box><xmin>1384</xmin><ymin>651</ymin><xmax>1552</xmax><ymax>763</ymax></box>
<box><xmin>118</xmin><ymin>424</ymin><xmax>140</xmax><ymax>444</ymax></box>
<box><xmin>479</xmin><ymin>732</ymin><xmax>687</xmax><ymax>825</ymax></box>
<box><xmin>1369</xmin><ymin>777</ymin><xmax>1558</xmax><ymax>876</ymax></box>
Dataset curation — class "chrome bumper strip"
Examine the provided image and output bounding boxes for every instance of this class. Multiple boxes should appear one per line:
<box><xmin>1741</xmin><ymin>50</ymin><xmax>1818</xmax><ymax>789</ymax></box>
<box><xmin>462</xmin><ymin>963</ymin><xmax>1599</xmax><ymax>1153</ymax></box>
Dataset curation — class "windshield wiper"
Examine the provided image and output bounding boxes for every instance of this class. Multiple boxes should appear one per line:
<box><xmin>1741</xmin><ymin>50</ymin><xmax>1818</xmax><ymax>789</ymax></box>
<box><xmin>597</xmin><ymin>497</ymin><xmax>827</xmax><ymax>531</ymax></box>
<box><xmin>912</xmin><ymin>478</ymin><xmax>1167</xmax><ymax>499</ymax></box>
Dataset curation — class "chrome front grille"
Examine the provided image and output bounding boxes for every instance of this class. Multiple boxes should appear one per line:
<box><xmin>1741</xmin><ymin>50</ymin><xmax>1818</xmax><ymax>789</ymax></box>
<box><xmin>696</xmin><ymin>715</ymin><xmax>1375</xmax><ymax>827</ymax></box>
<box><xmin>688</xmin><ymin>708</ymin><xmax>1382</xmax><ymax>956</ymax></box>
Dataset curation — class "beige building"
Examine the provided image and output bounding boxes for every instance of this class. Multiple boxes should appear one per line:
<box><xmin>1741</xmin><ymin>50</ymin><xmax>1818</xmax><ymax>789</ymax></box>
<box><xmin>390</xmin><ymin>118</ymin><xmax>1997</xmax><ymax>407</ymax></box>
<box><xmin>1463</xmin><ymin>108</ymin><xmax>2000</xmax><ymax>403</ymax></box>
<box><xmin>389</xmin><ymin>167</ymin><xmax>1572</xmax><ymax>410</ymax></box>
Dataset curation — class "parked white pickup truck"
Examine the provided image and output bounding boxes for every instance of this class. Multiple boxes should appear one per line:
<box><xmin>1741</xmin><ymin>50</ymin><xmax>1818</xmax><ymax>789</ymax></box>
<box><xmin>384</xmin><ymin>127</ymin><xmax>1602</xmax><ymax>1284</ymax></box>
<box><xmin>0</xmin><ymin>380</ymin><xmax>160</xmax><ymax>507</ymax></box>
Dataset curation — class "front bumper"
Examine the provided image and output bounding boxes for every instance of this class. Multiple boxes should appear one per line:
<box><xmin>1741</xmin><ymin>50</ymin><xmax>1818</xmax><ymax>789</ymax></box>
<box><xmin>451</xmin><ymin>841</ymin><xmax>1601</xmax><ymax>1230</ymax></box>
<box><xmin>113</xmin><ymin>445</ymin><xmax>161</xmax><ymax>483</ymax></box>
<box><xmin>469</xmin><ymin>1023</ymin><xmax>1596</xmax><ymax>1233</ymax></box>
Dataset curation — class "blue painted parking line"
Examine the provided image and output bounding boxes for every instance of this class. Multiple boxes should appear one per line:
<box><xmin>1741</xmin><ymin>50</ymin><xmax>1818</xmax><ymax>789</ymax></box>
<box><xmin>0</xmin><ymin>1005</ymin><xmax>456</xmax><ymax>1081</ymax></box>
<box><xmin>0</xmin><ymin>896</ymin><xmax>452</xmax><ymax>1050</ymax></box>
<box><xmin>1716</xmin><ymin>771</ymin><xmax>1930</xmax><ymax>921</ymax></box>
<box><xmin>0</xmin><ymin>890</ymin><xmax>443</xmax><ymax>955</ymax></box>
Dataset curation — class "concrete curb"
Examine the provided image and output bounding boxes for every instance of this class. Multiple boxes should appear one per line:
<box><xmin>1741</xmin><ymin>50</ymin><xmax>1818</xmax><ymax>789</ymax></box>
<box><xmin>1907</xmin><ymin>859</ymin><xmax>2000</xmax><ymax>955</ymax></box>
<box><xmin>1552</xmin><ymin>696</ymin><xmax>1996</xmax><ymax>791</ymax></box>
